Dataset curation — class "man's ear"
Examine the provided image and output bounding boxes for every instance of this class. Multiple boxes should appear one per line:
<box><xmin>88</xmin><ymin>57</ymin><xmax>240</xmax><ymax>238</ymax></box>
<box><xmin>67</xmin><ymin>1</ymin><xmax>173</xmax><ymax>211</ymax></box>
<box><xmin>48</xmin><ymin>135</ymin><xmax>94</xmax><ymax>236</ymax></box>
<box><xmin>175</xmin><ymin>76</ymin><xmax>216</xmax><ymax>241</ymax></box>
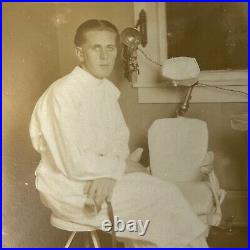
<box><xmin>75</xmin><ymin>46</ymin><xmax>84</xmax><ymax>63</ymax></box>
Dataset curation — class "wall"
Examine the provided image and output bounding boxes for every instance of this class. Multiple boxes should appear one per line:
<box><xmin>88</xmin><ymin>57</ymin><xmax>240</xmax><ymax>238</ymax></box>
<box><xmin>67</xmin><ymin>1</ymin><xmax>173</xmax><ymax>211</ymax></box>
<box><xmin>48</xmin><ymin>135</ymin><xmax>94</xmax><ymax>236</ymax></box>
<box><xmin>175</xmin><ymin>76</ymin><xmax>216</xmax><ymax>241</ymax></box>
<box><xmin>3</xmin><ymin>3</ymin><xmax>62</xmax><ymax>247</ymax></box>
<box><xmin>3</xmin><ymin>2</ymin><xmax>247</xmax><ymax>247</ymax></box>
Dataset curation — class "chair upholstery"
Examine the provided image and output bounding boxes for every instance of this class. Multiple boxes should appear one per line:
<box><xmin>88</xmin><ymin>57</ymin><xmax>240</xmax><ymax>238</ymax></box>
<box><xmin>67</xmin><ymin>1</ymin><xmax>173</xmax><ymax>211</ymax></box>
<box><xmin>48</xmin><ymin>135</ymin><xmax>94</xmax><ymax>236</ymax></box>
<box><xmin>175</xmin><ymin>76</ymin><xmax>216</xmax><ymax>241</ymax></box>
<box><xmin>148</xmin><ymin>117</ymin><xmax>208</xmax><ymax>182</ymax></box>
<box><xmin>148</xmin><ymin>117</ymin><xmax>226</xmax><ymax>227</ymax></box>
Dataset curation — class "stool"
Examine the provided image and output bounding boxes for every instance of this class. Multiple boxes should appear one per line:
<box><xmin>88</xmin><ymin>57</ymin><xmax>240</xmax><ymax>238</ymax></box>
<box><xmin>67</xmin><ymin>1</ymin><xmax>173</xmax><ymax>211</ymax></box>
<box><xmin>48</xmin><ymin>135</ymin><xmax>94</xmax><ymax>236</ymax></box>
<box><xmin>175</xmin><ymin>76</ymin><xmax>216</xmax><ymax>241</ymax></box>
<box><xmin>65</xmin><ymin>231</ymin><xmax>101</xmax><ymax>248</ymax></box>
<box><xmin>50</xmin><ymin>214</ymin><xmax>101</xmax><ymax>248</ymax></box>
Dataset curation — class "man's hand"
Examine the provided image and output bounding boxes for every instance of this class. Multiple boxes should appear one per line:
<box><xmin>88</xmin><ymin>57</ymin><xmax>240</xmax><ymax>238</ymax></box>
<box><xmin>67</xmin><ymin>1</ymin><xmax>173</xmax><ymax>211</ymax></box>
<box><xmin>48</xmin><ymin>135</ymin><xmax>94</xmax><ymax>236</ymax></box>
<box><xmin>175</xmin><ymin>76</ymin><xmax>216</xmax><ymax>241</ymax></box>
<box><xmin>84</xmin><ymin>178</ymin><xmax>116</xmax><ymax>210</ymax></box>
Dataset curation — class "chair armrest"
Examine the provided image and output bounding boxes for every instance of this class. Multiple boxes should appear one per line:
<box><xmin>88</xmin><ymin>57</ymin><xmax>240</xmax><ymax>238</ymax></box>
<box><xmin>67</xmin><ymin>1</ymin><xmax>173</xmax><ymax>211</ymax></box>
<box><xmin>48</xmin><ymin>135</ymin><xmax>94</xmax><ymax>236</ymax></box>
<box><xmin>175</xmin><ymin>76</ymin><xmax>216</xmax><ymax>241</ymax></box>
<box><xmin>200</xmin><ymin>151</ymin><xmax>214</xmax><ymax>174</ymax></box>
<box><xmin>200</xmin><ymin>151</ymin><xmax>226</xmax><ymax>226</ymax></box>
<box><xmin>207</xmin><ymin>170</ymin><xmax>226</xmax><ymax>226</ymax></box>
<box><xmin>200</xmin><ymin>164</ymin><xmax>214</xmax><ymax>174</ymax></box>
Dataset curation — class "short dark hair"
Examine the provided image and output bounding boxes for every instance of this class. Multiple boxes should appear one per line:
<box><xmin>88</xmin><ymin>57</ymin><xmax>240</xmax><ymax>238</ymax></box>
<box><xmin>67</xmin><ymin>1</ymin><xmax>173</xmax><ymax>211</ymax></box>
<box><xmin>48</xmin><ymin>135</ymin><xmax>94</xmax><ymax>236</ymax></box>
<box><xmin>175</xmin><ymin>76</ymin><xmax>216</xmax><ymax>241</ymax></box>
<box><xmin>74</xmin><ymin>19</ymin><xmax>120</xmax><ymax>47</ymax></box>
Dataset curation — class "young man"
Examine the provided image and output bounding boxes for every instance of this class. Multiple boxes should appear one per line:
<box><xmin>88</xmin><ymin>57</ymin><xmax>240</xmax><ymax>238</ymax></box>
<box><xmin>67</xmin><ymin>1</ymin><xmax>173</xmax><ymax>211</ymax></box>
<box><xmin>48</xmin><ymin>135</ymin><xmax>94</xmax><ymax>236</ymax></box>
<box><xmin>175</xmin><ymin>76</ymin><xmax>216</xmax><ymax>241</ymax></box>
<box><xmin>30</xmin><ymin>19</ymin><xmax>208</xmax><ymax>247</ymax></box>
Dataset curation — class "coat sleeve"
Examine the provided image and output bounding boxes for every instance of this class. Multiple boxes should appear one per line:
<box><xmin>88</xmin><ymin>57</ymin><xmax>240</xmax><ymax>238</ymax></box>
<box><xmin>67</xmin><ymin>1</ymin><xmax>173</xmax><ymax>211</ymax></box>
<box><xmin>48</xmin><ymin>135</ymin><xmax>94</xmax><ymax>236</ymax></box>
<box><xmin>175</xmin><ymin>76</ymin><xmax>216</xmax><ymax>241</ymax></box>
<box><xmin>41</xmin><ymin>89</ymin><xmax>128</xmax><ymax>181</ymax></box>
<box><xmin>110</xmin><ymin>101</ymin><xmax>130</xmax><ymax>161</ymax></box>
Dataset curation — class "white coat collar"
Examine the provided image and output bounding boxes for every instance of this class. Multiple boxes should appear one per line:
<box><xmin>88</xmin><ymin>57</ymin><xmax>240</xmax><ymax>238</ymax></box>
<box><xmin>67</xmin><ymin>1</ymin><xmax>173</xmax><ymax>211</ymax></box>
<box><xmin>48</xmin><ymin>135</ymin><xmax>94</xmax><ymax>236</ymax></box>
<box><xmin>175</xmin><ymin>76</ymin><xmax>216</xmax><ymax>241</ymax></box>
<box><xmin>72</xmin><ymin>65</ymin><xmax>120</xmax><ymax>99</ymax></box>
<box><xmin>71</xmin><ymin>66</ymin><xmax>106</xmax><ymax>86</ymax></box>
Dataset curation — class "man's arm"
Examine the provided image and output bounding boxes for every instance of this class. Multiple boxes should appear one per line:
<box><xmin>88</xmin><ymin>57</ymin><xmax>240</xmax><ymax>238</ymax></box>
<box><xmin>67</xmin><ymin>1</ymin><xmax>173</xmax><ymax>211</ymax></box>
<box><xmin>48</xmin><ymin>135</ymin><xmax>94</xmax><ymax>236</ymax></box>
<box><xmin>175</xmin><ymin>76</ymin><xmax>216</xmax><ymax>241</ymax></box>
<box><xmin>42</xmin><ymin>89</ymin><xmax>127</xmax><ymax>181</ymax></box>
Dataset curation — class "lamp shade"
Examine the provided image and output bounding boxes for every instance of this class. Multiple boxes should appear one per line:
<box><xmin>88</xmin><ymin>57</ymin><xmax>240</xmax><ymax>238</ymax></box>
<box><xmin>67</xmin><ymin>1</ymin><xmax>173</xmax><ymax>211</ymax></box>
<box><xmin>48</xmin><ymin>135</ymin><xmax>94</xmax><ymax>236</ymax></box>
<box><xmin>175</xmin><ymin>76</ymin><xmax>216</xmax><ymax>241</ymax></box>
<box><xmin>161</xmin><ymin>57</ymin><xmax>200</xmax><ymax>87</ymax></box>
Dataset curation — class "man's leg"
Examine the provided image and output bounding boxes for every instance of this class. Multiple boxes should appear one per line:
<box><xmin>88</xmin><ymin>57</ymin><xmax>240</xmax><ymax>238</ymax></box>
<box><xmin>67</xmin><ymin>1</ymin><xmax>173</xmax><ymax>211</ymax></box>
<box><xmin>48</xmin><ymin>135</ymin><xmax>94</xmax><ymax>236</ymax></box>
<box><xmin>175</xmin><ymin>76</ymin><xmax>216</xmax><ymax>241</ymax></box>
<box><xmin>186</xmin><ymin>233</ymin><xmax>209</xmax><ymax>248</ymax></box>
<box><xmin>111</xmin><ymin>173</ymin><xmax>208</xmax><ymax>248</ymax></box>
<box><xmin>122</xmin><ymin>238</ymin><xmax>157</xmax><ymax>248</ymax></box>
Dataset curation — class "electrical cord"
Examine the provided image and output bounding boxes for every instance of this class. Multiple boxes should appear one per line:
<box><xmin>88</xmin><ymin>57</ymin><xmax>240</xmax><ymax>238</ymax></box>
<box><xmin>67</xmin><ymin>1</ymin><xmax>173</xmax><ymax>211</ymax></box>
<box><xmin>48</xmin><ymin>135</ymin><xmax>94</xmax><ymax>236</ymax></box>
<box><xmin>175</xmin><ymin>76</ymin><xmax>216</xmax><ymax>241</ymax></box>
<box><xmin>198</xmin><ymin>82</ymin><xmax>248</xmax><ymax>96</ymax></box>
<box><xmin>138</xmin><ymin>48</ymin><xmax>162</xmax><ymax>67</ymax></box>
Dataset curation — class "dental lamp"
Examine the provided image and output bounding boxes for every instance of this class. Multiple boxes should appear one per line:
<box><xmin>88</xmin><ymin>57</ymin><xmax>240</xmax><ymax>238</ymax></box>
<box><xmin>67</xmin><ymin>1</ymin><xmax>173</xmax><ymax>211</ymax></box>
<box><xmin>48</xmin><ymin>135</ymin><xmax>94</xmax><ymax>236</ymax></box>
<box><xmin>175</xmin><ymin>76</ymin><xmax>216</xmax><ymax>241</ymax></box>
<box><xmin>120</xmin><ymin>9</ymin><xmax>147</xmax><ymax>83</ymax></box>
<box><xmin>120</xmin><ymin>10</ymin><xmax>200</xmax><ymax>115</ymax></box>
<box><xmin>161</xmin><ymin>57</ymin><xmax>200</xmax><ymax>116</ymax></box>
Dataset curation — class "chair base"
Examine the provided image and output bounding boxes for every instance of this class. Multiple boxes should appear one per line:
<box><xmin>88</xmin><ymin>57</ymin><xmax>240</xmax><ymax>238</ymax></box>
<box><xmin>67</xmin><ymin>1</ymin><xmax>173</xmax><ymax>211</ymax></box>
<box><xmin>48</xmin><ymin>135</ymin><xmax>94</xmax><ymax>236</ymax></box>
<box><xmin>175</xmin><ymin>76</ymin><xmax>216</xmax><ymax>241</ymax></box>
<box><xmin>49</xmin><ymin>215</ymin><xmax>101</xmax><ymax>248</ymax></box>
<box><xmin>64</xmin><ymin>231</ymin><xmax>101</xmax><ymax>248</ymax></box>
<box><xmin>51</xmin><ymin>214</ymin><xmax>96</xmax><ymax>232</ymax></box>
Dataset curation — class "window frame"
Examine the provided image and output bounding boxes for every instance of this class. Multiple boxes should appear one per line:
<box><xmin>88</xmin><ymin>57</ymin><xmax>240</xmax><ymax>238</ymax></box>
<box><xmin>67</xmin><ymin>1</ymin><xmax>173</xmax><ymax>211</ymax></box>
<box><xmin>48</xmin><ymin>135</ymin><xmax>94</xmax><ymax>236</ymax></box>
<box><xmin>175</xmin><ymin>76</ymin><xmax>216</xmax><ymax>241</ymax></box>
<box><xmin>133</xmin><ymin>2</ymin><xmax>248</xmax><ymax>103</ymax></box>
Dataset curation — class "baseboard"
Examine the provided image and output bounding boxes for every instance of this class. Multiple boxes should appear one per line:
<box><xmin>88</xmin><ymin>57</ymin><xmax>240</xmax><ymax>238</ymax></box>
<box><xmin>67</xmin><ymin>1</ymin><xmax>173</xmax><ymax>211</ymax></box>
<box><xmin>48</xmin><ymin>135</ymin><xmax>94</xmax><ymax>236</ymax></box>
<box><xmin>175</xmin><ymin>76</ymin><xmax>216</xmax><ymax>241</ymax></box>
<box><xmin>221</xmin><ymin>190</ymin><xmax>248</xmax><ymax>227</ymax></box>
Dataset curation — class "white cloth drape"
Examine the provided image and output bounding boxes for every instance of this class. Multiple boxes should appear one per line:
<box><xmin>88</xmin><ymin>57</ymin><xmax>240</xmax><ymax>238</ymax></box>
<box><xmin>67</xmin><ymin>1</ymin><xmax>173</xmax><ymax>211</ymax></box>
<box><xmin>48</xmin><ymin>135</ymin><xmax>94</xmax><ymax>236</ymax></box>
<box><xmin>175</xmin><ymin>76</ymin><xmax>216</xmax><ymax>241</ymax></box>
<box><xmin>30</xmin><ymin>66</ymin><xmax>208</xmax><ymax>247</ymax></box>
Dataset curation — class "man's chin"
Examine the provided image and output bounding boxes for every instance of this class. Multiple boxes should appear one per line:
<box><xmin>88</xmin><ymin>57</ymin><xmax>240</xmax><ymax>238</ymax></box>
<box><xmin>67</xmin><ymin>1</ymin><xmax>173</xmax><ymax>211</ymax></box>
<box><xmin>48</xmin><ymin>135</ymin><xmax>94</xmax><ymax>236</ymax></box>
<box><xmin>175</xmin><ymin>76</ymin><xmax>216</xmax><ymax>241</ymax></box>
<box><xmin>95</xmin><ymin>70</ymin><xmax>112</xmax><ymax>79</ymax></box>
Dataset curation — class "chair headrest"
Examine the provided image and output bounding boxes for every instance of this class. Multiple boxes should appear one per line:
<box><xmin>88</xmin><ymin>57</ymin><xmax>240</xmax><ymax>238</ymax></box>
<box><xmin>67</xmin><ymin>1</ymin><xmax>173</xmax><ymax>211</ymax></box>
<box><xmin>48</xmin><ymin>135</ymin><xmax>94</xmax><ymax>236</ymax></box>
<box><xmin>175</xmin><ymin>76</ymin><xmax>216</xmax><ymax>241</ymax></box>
<box><xmin>148</xmin><ymin>117</ymin><xmax>208</xmax><ymax>182</ymax></box>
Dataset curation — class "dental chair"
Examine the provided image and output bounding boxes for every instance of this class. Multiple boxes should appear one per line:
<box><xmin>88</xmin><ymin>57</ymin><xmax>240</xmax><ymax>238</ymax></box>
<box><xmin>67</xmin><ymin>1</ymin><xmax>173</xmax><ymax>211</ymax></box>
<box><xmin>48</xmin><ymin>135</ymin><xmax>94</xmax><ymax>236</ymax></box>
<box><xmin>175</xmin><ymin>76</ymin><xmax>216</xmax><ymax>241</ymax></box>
<box><xmin>148</xmin><ymin>116</ymin><xmax>226</xmax><ymax>236</ymax></box>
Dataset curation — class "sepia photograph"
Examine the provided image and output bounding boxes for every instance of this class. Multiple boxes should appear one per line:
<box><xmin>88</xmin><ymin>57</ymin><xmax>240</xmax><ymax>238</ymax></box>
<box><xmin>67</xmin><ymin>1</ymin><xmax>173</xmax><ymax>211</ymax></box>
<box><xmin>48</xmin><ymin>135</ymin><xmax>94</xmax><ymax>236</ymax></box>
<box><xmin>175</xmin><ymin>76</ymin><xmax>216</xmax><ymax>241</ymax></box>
<box><xmin>2</xmin><ymin>2</ymin><xmax>248</xmax><ymax>248</ymax></box>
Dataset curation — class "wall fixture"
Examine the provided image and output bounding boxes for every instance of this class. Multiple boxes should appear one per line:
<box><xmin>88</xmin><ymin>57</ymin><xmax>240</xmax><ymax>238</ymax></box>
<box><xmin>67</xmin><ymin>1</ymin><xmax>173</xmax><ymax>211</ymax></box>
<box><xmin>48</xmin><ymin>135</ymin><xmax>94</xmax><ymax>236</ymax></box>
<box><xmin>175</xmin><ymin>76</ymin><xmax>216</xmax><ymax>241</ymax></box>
<box><xmin>161</xmin><ymin>57</ymin><xmax>200</xmax><ymax>116</ymax></box>
<box><xmin>120</xmin><ymin>9</ymin><xmax>147</xmax><ymax>83</ymax></box>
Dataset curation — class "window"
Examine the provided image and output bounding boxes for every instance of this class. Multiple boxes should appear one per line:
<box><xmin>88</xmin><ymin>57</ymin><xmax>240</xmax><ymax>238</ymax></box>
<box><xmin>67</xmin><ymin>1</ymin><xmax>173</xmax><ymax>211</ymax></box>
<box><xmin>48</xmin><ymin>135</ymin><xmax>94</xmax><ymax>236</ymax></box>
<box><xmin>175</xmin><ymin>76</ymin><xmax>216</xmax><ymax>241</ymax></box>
<box><xmin>133</xmin><ymin>2</ymin><xmax>248</xmax><ymax>103</ymax></box>
<box><xmin>166</xmin><ymin>2</ymin><xmax>247</xmax><ymax>70</ymax></box>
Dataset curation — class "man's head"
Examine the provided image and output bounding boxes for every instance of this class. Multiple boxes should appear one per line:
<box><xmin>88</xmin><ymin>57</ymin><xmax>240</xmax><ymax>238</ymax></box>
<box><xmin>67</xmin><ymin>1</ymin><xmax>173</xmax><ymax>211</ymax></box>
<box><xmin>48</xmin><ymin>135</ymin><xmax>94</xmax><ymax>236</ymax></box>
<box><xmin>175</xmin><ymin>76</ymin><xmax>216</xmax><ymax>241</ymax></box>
<box><xmin>74</xmin><ymin>19</ymin><xmax>119</xmax><ymax>79</ymax></box>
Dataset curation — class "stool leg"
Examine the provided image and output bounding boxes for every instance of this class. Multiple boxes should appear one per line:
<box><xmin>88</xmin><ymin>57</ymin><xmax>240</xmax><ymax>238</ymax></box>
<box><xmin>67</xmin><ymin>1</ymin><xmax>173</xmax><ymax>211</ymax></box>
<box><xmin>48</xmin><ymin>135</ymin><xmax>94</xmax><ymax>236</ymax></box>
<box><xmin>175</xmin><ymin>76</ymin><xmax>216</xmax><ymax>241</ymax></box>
<box><xmin>64</xmin><ymin>231</ymin><xmax>76</xmax><ymax>248</ymax></box>
<box><xmin>90</xmin><ymin>231</ymin><xmax>101</xmax><ymax>248</ymax></box>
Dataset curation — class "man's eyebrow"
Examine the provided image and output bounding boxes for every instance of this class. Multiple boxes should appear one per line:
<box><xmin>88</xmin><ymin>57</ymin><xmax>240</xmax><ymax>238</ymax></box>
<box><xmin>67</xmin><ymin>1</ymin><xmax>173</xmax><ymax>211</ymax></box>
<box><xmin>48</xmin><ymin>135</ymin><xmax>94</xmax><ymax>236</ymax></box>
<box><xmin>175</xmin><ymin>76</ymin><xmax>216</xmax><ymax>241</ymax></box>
<box><xmin>91</xmin><ymin>43</ymin><xmax>116</xmax><ymax>46</ymax></box>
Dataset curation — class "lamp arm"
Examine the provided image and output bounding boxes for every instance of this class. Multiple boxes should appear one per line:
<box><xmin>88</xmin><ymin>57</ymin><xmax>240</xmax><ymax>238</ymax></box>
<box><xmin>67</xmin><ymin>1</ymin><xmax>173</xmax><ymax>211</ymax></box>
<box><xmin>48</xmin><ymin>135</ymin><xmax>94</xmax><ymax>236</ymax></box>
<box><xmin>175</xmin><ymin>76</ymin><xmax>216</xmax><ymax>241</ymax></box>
<box><xmin>135</xmin><ymin>9</ymin><xmax>147</xmax><ymax>47</ymax></box>
<box><xmin>177</xmin><ymin>81</ymin><xmax>199</xmax><ymax>116</ymax></box>
<box><xmin>122</xmin><ymin>46</ymin><xmax>139</xmax><ymax>83</ymax></box>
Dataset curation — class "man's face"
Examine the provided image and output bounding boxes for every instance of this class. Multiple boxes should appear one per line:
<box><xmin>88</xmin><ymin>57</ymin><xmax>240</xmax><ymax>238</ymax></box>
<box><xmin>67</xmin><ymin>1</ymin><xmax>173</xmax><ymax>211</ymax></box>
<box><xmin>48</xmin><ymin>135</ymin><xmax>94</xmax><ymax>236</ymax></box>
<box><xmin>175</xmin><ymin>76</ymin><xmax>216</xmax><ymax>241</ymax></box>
<box><xmin>80</xmin><ymin>30</ymin><xmax>118</xmax><ymax>79</ymax></box>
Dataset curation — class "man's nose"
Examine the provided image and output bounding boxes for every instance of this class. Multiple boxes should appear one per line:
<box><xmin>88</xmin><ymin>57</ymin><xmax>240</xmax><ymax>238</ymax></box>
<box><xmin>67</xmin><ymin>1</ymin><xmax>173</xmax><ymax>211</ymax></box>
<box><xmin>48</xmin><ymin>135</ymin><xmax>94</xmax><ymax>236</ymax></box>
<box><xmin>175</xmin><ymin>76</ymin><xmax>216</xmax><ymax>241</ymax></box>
<box><xmin>100</xmin><ymin>48</ymin><xmax>108</xmax><ymax>60</ymax></box>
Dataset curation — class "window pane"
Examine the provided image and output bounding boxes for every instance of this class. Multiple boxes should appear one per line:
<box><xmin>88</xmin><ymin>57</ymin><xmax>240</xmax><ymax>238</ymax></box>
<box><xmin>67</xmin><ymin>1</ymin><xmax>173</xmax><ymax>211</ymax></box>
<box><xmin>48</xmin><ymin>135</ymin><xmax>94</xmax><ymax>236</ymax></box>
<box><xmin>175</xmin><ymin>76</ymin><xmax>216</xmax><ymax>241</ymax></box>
<box><xmin>166</xmin><ymin>2</ymin><xmax>248</xmax><ymax>70</ymax></box>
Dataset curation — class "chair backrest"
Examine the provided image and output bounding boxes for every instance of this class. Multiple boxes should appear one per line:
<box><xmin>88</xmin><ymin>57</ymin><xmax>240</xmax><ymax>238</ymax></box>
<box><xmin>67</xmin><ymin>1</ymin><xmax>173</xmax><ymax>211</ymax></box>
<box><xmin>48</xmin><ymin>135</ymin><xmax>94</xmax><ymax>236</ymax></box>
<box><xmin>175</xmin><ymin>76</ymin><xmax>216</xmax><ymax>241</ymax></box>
<box><xmin>148</xmin><ymin>117</ymin><xmax>208</xmax><ymax>182</ymax></box>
